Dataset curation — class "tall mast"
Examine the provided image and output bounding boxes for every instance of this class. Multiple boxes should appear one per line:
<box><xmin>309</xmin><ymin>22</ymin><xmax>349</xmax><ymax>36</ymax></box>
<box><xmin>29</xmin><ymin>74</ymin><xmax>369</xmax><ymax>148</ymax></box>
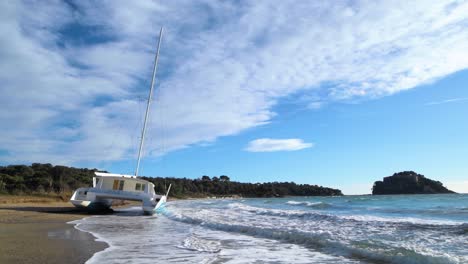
<box><xmin>135</xmin><ymin>27</ymin><xmax>163</xmax><ymax>177</ymax></box>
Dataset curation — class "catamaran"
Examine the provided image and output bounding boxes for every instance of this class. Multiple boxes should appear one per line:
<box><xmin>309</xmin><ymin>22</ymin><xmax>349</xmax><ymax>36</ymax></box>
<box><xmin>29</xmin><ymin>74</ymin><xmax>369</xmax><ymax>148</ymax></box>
<box><xmin>70</xmin><ymin>28</ymin><xmax>170</xmax><ymax>215</ymax></box>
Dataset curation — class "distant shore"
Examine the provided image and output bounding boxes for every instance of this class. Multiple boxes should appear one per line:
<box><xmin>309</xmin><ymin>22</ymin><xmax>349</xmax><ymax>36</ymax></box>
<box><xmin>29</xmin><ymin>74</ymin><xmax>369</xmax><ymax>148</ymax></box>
<box><xmin>0</xmin><ymin>196</ymin><xmax>108</xmax><ymax>264</ymax></box>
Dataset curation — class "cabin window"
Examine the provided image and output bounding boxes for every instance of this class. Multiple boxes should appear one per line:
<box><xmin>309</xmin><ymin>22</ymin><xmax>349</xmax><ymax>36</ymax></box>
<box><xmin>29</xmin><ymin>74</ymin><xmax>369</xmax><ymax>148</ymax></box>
<box><xmin>113</xmin><ymin>180</ymin><xmax>119</xmax><ymax>190</ymax></box>
<box><xmin>135</xmin><ymin>183</ymin><xmax>145</xmax><ymax>191</ymax></box>
<box><xmin>113</xmin><ymin>180</ymin><xmax>125</xmax><ymax>191</ymax></box>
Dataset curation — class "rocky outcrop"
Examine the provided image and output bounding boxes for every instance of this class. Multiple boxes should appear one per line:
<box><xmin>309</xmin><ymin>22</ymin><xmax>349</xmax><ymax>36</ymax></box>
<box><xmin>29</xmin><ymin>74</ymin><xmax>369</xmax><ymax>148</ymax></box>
<box><xmin>372</xmin><ymin>171</ymin><xmax>455</xmax><ymax>195</ymax></box>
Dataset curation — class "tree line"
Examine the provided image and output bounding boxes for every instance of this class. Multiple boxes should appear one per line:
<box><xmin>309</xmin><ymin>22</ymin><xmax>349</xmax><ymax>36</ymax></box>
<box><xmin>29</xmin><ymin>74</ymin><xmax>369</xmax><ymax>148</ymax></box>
<box><xmin>142</xmin><ymin>175</ymin><xmax>343</xmax><ymax>198</ymax></box>
<box><xmin>0</xmin><ymin>163</ymin><xmax>343</xmax><ymax>198</ymax></box>
<box><xmin>0</xmin><ymin>163</ymin><xmax>94</xmax><ymax>195</ymax></box>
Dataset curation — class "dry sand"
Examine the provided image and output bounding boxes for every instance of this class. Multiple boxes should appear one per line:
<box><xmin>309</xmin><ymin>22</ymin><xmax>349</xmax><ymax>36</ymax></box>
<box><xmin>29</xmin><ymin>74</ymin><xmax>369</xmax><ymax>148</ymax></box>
<box><xmin>0</xmin><ymin>199</ymin><xmax>108</xmax><ymax>264</ymax></box>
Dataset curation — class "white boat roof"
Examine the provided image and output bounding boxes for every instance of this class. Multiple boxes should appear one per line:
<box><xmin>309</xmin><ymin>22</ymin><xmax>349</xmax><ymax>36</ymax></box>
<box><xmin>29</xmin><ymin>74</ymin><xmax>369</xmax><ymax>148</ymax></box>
<box><xmin>95</xmin><ymin>172</ymin><xmax>138</xmax><ymax>178</ymax></box>
<box><xmin>94</xmin><ymin>172</ymin><xmax>148</xmax><ymax>180</ymax></box>
<box><xmin>94</xmin><ymin>172</ymin><xmax>154</xmax><ymax>185</ymax></box>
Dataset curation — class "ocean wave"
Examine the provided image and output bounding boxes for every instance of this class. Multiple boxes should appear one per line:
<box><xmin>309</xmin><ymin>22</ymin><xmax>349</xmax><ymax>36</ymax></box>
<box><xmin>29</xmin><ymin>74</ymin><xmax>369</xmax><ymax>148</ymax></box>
<box><xmin>164</xmin><ymin>210</ymin><xmax>461</xmax><ymax>264</ymax></box>
<box><xmin>227</xmin><ymin>202</ymin><xmax>336</xmax><ymax>221</ymax></box>
<box><xmin>339</xmin><ymin>214</ymin><xmax>464</xmax><ymax>226</ymax></box>
<box><xmin>227</xmin><ymin>202</ymin><xmax>463</xmax><ymax>226</ymax></box>
<box><xmin>456</xmin><ymin>223</ymin><xmax>468</xmax><ymax>235</ymax></box>
<box><xmin>361</xmin><ymin>207</ymin><xmax>468</xmax><ymax>217</ymax></box>
<box><xmin>286</xmin><ymin>200</ymin><xmax>332</xmax><ymax>209</ymax></box>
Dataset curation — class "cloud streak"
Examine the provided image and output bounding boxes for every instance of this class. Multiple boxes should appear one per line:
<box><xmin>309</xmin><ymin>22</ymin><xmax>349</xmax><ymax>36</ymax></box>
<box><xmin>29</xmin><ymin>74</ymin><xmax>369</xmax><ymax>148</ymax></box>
<box><xmin>425</xmin><ymin>97</ymin><xmax>468</xmax><ymax>105</ymax></box>
<box><xmin>1</xmin><ymin>1</ymin><xmax>468</xmax><ymax>165</ymax></box>
<box><xmin>245</xmin><ymin>138</ymin><xmax>314</xmax><ymax>152</ymax></box>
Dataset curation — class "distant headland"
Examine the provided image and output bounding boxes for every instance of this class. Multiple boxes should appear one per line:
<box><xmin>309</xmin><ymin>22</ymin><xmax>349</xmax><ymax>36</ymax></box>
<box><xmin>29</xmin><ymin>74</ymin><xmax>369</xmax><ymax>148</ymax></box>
<box><xmin>0</xmin><ymin>163</ymin><xmax>342</xmax><ymax>199</ymax></box>
<box><xmin>372</xmin><ymin>171</ymin><xmax>455</xmax><ymax>195</ymax></box>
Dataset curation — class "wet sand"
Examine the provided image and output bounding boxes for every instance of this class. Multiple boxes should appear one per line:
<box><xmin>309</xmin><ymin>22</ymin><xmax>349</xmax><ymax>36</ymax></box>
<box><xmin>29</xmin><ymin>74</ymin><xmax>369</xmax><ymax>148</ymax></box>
<box><xmin>0</xmin><ymin>202</ymin><xmax>107</xmax><ymax>264</ymax></box>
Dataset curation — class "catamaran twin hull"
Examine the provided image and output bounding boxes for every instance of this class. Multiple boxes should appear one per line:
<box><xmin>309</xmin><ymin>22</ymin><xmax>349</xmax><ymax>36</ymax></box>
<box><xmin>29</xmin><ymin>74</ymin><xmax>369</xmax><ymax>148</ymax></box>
<box><xmin>70</xmin><ymin>172</ymin><xmax>168</xmax><ymax>215</ymax></box>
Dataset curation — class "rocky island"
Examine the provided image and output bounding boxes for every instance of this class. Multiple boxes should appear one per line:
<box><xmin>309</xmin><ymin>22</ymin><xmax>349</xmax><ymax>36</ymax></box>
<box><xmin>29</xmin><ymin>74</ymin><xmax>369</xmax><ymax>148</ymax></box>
<box><xmin>372</xmin><ymin>171</ymin><xmax>455</xmax><ymax>195</ymax></box>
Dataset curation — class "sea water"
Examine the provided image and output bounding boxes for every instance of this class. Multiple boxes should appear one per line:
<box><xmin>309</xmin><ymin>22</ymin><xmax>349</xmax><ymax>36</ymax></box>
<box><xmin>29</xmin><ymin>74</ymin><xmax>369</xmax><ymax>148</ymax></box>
<box><xmin>72</xmin><ymin>194</ymin><xmax>468</xmax><ymax>264</ymax></box>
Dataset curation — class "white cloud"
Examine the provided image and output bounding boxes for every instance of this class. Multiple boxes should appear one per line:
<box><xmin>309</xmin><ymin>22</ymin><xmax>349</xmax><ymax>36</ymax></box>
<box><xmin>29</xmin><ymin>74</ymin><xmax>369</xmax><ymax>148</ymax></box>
<box><xmin>307</xmin><ymin>101</ymin><xmax>325</xmax><ymax>110</ymax></box>
<box><xmin>245</xmin><ymin>138</ymin><xmax>313</xmax><ymax>152</ymax></box>
<box><xmin>1</xmin><ymin>1</ymin><xmax>468</xmax><ymax>165</ymax></box>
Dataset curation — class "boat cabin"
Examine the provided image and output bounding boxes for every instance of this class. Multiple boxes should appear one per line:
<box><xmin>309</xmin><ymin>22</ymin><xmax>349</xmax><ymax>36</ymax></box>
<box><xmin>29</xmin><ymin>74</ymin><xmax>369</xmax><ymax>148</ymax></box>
<box><xmin>93</xmin><ymin>172</ymin><xmax>155</xmax><ymax>195</ymax></box>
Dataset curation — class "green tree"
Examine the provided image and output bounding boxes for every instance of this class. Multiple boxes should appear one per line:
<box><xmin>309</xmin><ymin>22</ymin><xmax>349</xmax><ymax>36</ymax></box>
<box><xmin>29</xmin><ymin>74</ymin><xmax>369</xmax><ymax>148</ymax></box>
<box><xmin>201</xmin><ymin>175</ymin><xmax>211</xmax><ymax>181</ymax></box>
<box><xmin>220</xmin><ymin>175</ymin><xmax>230</xmax><ymax>182</ymax></box>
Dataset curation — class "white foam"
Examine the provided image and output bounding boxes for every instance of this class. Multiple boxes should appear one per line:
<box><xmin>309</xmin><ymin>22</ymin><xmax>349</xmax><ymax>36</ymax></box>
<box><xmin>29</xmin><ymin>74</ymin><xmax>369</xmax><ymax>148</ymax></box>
<box><xmin>230</xmin><ymin>202</ymin><xmax>464</xmax><ymax>226</ymax></box>
<box><xmin>286</xmin><ymin>200</ymin><xmax>333</xmax><ymax>209</ymax></box>
<box><xmin>340</xmin><ymin>213</ymin><xmax>465</xmax><ymax>226</ymax></box>
<box><xmin>287</xmin><ymin>200</ymin><xmax>321</xmax><ymax>206</ymax></box>
<box><xmin>177</xmin><ymin>235</ymin><xmax>221</xmax><ymax>253</ymax></box>
<box><xmin>68</xmin><ymin>217</ymin><xmax>115</xmax><ymax>264</ymax></box>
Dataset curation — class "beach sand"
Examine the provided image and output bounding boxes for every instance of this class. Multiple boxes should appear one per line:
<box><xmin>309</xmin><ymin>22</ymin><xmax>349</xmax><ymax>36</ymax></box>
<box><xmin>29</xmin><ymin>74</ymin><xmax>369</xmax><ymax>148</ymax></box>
<box><xmin>0</xmin><ymin>199</ymin><xmax>107</xmax><ymax>264</ymax></box>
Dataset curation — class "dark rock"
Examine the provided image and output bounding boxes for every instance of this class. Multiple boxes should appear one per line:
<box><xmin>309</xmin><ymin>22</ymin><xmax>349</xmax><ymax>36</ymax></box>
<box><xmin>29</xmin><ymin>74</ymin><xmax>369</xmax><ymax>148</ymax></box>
<box><xmin>372</xmin><ymin>171</ymin><xmax>455</xmax><ymax>195</ymax></box>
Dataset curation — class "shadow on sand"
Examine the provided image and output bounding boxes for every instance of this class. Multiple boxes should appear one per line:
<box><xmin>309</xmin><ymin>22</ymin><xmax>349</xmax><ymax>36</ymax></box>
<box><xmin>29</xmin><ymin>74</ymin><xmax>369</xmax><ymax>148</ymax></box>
<box><xmin>0</xmin><ymin>205</ymin><xmax>115</xmax><ymax>215</ymax></box>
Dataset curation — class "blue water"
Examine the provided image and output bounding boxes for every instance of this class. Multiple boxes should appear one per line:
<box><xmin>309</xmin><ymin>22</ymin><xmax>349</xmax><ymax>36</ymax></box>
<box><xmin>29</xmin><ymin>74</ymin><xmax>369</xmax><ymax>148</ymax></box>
<box><xmin>73</xmin><ymin>194</ymin><xmax>468</xmax><ymax>263</ymax></box>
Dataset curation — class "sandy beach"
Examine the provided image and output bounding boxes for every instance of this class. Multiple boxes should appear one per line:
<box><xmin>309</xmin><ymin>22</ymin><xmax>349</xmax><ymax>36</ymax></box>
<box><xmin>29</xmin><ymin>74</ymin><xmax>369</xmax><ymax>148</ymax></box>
<box><xmin>0</xmin><ymin>197</ymin><xmax>107</xmax><ymax>264</ymax></box>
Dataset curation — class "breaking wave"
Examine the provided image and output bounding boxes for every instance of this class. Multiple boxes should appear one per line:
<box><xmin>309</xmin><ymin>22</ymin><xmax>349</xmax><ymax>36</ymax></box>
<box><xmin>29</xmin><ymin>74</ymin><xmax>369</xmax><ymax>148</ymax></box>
<box><xmin>164</xmin><ymin>208</ymin><xmax>463</xmax><ymax>264</ymax></box>
<box><xmin>286</xmin><ymin>200</ymin><xmax>332</xmax><ymax>209</ymax></box>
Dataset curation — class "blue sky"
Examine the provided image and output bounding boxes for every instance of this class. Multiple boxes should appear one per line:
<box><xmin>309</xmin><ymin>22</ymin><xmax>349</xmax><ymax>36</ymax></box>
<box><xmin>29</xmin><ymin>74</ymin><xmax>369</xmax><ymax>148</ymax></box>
<box><xmin>116</xmin><ymin>69</ymin><xmax>468</xmax><ymax>194</ymax></box>
<box><xmin>1</xmin><ymin>1</ymin><xmax>468</xmax><ymax>194</ymax></box>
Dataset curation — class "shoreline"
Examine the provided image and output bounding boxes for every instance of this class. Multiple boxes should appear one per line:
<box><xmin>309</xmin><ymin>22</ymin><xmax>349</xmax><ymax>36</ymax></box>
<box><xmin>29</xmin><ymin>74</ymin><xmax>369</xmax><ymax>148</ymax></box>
<box><xmin>0</xmin><ymin>201</ymin><xmax>108</xmax><ymax>264</ymax></box>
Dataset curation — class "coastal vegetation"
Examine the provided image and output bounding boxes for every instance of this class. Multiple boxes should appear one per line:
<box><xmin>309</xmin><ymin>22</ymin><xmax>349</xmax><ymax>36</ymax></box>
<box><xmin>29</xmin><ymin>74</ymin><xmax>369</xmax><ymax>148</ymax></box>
<box><xmin>141</xmin><ymin>175</ymin><xmax>342</xmax><ymax>198</ymax></box>
<box><xmin>372</xmin><ymin>171</ymin><xmax>454</xmax><ymax>195</ymax></box>
<box><xmin>0</xmin><ymin>163</ymin><xmax>343</xmax><ymax>198</ymax></box>
<box><xmin>0</xmin><ymin>163</ymin><xmax>94</xmax><ymax>198</ymax></box>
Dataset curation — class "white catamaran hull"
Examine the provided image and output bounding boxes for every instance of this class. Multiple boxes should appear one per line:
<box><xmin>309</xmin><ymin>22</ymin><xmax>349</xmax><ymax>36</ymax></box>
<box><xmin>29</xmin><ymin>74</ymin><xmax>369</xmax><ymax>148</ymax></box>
<box><xmin>70</xmin><ymin>177</ymin><xmax>169</xmax><ymax>215</ymax></box>
<box><xmin>143</xmin><ymin>195</ymin><xmax>167</xmax><ymax>215</ymax></box>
